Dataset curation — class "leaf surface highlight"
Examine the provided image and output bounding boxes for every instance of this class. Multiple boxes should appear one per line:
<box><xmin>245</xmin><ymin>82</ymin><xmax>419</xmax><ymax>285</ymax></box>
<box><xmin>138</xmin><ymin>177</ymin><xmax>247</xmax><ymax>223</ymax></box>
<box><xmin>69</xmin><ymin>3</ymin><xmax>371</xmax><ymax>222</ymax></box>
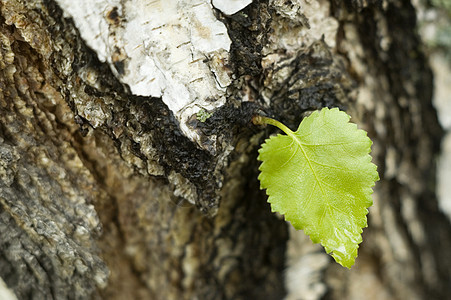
<box><xmin>258</xmin><ymin>107</ymin><xmax>379</xmax><ymax>268</ymax></box>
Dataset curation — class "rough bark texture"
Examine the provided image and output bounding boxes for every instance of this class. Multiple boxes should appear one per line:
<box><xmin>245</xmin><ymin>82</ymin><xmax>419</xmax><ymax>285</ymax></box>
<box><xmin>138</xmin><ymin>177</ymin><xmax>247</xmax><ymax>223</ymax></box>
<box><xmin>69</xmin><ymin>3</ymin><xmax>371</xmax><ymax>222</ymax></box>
<box><xmin>0</xmin><ymin>0</ymin><xmax>450</xmax><ymax>300</ymax></box>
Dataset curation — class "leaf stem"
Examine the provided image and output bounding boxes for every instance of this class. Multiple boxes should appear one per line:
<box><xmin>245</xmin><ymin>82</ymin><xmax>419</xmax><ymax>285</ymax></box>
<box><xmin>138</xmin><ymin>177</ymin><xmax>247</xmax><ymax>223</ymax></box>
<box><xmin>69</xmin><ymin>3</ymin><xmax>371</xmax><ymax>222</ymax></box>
<box><xmin>252</xmin><ymin>115</ymin><xmax>294</xmax><ymax>135</ymax></box>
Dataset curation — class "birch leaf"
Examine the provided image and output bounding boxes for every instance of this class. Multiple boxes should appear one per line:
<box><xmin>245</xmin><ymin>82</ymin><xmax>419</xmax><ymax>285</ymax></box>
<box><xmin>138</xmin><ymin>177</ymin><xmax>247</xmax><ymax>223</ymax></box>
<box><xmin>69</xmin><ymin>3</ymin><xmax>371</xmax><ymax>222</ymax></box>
<box><xmin>257</xmin><ymin>107</ymin><xmax>379</xmax><ymax>268</ymax></box>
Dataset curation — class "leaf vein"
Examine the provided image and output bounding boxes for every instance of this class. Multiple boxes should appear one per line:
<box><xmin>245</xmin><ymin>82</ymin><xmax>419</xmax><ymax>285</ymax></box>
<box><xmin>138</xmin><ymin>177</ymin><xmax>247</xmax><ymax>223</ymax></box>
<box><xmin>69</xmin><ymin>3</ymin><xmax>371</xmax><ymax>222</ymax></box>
<box><xmin>279</xmin><ymin>142</ymin><xmax>297</xmax><ymax>169</ymax></box>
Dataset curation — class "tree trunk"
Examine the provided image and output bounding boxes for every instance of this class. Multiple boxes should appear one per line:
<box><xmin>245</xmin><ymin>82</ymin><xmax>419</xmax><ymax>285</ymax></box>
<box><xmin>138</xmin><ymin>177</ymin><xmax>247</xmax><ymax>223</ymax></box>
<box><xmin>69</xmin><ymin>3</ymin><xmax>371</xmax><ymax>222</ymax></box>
<box><xmin>0</xmin><ymin>0</ymin><xmax>450</xmax><ymax>299</ymax></box>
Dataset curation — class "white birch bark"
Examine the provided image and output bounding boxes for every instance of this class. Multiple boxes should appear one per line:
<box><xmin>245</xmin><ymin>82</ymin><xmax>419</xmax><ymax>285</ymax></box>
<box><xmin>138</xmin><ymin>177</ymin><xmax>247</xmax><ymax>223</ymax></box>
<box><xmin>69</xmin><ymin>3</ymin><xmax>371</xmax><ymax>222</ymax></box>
<box><xmin>1</xmin><ymin>0</ymin><xmax>451</xmax><ymax>299</ymax></box>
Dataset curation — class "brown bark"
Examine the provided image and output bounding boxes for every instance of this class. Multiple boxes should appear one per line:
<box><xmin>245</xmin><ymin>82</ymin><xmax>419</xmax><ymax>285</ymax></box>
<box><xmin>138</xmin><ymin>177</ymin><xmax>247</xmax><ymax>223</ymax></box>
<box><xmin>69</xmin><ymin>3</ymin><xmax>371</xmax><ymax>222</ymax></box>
<box><xmin>0</xmin><ymin>0</ymin><xmax>450</xmax><ymax>299</ymax></box>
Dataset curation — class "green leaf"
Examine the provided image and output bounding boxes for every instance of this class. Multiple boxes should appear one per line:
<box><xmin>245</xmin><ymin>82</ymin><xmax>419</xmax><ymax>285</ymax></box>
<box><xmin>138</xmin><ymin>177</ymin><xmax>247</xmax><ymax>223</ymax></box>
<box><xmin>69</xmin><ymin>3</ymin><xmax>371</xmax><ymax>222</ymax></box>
<box><xmin>257</xmin><ymin>107</ymin><xmax>379</xmax><ymax>268</ymax></box>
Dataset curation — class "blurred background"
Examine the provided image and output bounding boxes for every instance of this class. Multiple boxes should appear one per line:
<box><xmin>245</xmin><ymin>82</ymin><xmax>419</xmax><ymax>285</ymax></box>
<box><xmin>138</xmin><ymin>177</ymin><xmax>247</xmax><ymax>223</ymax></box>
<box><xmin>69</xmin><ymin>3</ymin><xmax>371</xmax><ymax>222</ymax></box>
<box><xmin>418</xmin><ymin>0</ymin><xmax>451</xmax><ymax>222</ymax></box>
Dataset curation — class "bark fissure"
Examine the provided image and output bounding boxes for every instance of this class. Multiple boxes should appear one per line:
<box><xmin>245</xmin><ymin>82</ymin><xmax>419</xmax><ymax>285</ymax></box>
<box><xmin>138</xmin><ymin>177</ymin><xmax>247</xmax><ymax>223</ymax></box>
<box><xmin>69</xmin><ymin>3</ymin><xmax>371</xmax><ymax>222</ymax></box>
<box><xmin>1</xmin><ymin>0</ymin><xmax>450</xmax><ymax>299</ymax></box>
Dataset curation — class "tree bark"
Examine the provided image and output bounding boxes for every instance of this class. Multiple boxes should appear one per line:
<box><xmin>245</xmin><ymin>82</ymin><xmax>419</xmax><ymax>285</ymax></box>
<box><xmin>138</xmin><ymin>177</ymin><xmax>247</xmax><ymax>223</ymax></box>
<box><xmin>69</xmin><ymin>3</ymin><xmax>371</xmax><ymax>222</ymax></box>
<box><xmin>0</xmin><ymin>0</ymin><xmax>450</xmax><ymax>299</ymax></box>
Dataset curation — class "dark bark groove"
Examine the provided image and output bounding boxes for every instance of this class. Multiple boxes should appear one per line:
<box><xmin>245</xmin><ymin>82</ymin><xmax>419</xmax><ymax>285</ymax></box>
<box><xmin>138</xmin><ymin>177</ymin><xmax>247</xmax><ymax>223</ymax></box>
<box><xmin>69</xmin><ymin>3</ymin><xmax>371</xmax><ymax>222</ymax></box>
<box><xmin>0</xmin><ymin>0</ymin><xmax>450</xmax><ymax>299</ymax></box>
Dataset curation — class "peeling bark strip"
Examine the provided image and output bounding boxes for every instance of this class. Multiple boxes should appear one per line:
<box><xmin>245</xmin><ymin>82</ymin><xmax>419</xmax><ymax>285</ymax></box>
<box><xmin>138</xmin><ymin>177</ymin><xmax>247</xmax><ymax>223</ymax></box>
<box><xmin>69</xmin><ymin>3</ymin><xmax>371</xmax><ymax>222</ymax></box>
<box><xmin>54</xmin><ymin>0</ymin><xmax>234</xmax><ymax>147</ymax></box>
<box><xmin>1</xmin><ymin>0</ymin><xmax>451</xmax><ymax>299</ymax></box>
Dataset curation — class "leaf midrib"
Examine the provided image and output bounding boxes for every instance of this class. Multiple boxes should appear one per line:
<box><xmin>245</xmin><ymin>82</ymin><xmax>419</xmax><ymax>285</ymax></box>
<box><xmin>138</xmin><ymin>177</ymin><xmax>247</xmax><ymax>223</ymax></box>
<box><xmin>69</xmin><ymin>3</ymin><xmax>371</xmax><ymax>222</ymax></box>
<box><xmin>287</xmin><ymin>130</ymin><xmax>325</xmax><ymax>196</ymax></box>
